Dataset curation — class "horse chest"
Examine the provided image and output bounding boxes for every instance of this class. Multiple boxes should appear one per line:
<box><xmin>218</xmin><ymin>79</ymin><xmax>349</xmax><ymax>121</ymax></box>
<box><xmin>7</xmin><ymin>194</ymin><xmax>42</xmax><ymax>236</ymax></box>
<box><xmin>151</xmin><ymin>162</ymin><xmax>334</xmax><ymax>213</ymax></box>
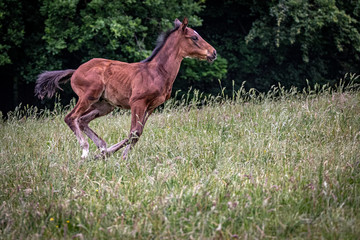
<box><xmin>147</xmin><ymin>95</ymin><xmax>166</xmax><ymax>110</ymax></box>
<box><xmin>142</xmin><ymin>86</ymin><xmax>169</xmax><ymax>109</ymax></box>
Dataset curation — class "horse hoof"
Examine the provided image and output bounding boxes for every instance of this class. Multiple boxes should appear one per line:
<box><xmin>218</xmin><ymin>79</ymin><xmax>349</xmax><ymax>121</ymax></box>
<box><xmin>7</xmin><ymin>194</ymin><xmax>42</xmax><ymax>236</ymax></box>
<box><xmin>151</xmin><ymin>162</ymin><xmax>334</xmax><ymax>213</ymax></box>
<box><xmin>94</xmin><ymin>150</ymin><xmax>110</xmax><ymax>160</ymax></box>
<box><xmin>94</xmin><ymin>153</ymin><xmax>105</xmax><ymax>160</ymax></box>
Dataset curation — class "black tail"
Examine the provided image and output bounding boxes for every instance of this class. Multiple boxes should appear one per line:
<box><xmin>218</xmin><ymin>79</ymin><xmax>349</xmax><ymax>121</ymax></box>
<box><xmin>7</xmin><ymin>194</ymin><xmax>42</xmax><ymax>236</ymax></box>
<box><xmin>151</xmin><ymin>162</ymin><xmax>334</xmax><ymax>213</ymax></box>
<box><xmin>34</xmin><ymin>69</ymin><xmax>75</xmax><ymax>100</ymax></box>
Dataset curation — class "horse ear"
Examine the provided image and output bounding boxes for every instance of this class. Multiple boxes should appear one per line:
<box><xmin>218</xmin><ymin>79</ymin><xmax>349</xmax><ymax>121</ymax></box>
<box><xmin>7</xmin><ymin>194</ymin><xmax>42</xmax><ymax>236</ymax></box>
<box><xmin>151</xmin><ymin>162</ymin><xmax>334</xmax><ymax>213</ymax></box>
<box><xmin>174</xmin><ymin>18</ymin><xmax>182</xmax><ymax>28</ymax></box>
<box><xmin>182</xmin><ymin>17</ymin><xmax>188</xmax><ymax>31</ymax></box>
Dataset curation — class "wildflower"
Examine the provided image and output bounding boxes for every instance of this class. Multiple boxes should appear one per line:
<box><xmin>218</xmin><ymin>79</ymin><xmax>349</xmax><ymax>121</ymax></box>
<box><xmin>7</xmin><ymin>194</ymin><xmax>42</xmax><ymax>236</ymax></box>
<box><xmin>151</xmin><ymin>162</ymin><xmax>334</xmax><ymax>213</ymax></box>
<box><xmin>50</xmin><ymin>218</ymin><xmax>54</xmax><ymax>222</ymax></box>
<box><xmin>56</xmin><ymin>225</ymin><xmax>59</xmax><ymax>228</ymax></box>
<box><xmin>96</xmin><ymin>189</ymin><xmax>99</xmax><ymax>192</ymax></box>
<box><xmin>66</xmin><ymin>220</ymin><xmax>70</xmax><ymax>223</ymax></box>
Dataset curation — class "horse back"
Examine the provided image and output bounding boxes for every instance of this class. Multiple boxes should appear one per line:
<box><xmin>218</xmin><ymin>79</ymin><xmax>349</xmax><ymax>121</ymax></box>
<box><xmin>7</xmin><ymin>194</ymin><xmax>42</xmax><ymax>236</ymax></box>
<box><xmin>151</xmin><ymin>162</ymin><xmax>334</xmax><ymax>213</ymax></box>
<box><xmin>73</xmin><ymin>58</ymin><xmax>143</xmax><ymax>108</ymax></box>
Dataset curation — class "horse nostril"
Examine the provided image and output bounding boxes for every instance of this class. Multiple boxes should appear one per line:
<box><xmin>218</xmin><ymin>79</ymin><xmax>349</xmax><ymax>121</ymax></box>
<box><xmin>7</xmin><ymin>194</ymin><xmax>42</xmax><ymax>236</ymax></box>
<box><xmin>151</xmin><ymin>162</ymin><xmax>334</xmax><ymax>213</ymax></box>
<box><xmin>207</xmin><ymin>49</ymin><xmax>217</xmax><ymax>62</ymax></box>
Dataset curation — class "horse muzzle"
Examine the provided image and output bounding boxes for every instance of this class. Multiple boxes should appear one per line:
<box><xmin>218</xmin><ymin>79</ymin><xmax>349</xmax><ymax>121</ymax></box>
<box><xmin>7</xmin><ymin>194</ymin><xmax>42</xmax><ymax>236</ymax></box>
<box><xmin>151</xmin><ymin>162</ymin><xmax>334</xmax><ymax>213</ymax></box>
<box><xmin>207</xmin><ymin>49</ymin><xmax>217</xmax><ymax>62</ymax></box>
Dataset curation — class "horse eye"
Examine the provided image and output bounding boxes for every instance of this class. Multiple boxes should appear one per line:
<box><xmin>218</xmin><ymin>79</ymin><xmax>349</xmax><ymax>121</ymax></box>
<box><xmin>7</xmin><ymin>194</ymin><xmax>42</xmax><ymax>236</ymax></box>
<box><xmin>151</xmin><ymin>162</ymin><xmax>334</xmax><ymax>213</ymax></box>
<box><xmin>191</xmin><ymin>36</ymin><xmax>199</xmax><ymax>41</ymax></box>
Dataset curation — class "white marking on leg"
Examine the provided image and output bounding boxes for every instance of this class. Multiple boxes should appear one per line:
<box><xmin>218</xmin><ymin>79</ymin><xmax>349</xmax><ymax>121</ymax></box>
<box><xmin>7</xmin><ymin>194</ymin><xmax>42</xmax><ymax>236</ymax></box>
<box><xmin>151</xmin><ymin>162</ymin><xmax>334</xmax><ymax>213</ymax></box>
<box><xmin>80</xmin><ymin>138</ymin><xmax>89</xmax><ymax>159</ymax></box>
<box><xmin>81</xmin><ymin>148</ymin><xmax>89</xmax><ymax>159</ymax></box>
<box><xmin>100</xmin><ymin>146</ymin><xmax>106</xmax><ymax>153</ymax></box>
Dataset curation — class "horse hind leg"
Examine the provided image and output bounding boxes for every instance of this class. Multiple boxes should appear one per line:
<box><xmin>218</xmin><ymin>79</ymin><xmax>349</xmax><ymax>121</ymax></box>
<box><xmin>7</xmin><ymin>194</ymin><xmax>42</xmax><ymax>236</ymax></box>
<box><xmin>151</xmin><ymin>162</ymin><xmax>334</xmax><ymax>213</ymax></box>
<box><xmin>78</xmin><ymin>101</ymin><xmax>114</xmax><ymax>154</ymax></box>
<box><xmin>64</xmin><ymin>93</ymin><xmax>105</xmax><ymax>158</ymax></box>
<box><xmin>64</xmin><ymin>71</ymin><xmax>106</xmax><ymax>158</ymax></box>
<box><xmin>64</xmin><ymin>100</ymin><xmax>91</xmax><ymax>159</ymax></box>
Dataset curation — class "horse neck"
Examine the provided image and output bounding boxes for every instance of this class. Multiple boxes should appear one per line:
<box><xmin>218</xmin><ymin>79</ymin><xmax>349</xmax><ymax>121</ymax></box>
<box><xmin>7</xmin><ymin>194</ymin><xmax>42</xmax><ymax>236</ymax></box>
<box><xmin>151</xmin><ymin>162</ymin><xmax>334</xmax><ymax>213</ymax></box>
<box><xmin>151</xmin><ymin>32</ymin><xmax>184</xmax><ymax>84</ymax></box>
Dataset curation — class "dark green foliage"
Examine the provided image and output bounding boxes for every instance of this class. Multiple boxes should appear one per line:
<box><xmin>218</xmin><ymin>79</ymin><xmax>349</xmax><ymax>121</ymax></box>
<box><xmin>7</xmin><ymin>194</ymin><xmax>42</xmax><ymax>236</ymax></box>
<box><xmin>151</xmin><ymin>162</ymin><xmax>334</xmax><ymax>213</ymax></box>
<box><xmin>0</xmin><ymin>0</ymin><xmax>208</xmax><ymax>112</ymax></box>
<box><xmin>175</xmin><ymin>57</ymin><xmax>228</xmax><ymax>95</ymax></box>
<box><xmin>0</xmin><ymin>0</ymin><xmax>24</xmax><ymax>65</ymax></box>
<box><xmin>19</xmin><ymin>0</ymin><xmax>206</xmax><ymax>79</ymax></box>
<box><xmin>198</xmin><ymin>0</ymin><xmax>360</xmax><ymax>92</ymax></box>
<box><xmin>1</xmin><ymin>0</ymin><xmax>359</xmax><ymax>113</ymax></box>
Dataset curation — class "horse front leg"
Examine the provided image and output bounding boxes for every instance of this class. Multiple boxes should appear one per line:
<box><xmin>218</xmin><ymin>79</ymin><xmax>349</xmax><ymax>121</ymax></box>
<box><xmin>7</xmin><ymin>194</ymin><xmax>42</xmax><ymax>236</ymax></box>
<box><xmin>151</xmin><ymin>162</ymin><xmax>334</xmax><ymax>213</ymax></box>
<box><xmin>105</xmin><ymin>101</ymin><xmax>152</xmax><ymax>159</ymax></box>
<box><xmin>121</xmin><ymin>107</ymin><xmax>153</xmax><ymax>159</ymax></box>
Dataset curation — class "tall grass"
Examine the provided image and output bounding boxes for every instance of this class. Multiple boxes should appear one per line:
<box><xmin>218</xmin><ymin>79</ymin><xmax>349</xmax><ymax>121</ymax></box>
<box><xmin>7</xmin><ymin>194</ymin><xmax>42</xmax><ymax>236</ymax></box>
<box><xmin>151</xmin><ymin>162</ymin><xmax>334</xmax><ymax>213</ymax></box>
<box><xmin>1</xmin><ymin>77</ymin><xmax>360</xmax><ymax>239</ymax></box>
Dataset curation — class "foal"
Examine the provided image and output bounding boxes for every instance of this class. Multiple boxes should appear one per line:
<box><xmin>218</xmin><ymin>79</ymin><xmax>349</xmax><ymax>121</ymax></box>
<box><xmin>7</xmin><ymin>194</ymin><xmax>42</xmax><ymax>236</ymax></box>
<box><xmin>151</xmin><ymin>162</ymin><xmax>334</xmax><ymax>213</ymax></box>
<box><xmin>35</xmin><ymin>18</ymin><xmax>217</xmax><ymax>159</ymax></box>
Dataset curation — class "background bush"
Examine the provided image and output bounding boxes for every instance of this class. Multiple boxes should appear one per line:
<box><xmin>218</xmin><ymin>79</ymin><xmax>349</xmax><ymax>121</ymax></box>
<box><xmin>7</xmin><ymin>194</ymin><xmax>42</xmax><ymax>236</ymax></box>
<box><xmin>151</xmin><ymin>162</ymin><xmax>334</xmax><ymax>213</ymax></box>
<box><xmin>1</xmin><ymin>0</ymin><xmax>359</xmax><ymax>113</ymax></box>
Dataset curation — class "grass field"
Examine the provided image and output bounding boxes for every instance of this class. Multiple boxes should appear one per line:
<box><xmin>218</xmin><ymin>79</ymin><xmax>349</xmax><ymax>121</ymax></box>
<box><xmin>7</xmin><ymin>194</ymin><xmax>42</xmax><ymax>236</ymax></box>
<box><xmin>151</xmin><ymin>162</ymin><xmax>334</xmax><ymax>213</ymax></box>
<box><xmin>1</xmin><ymin>81</ymin><xmax>360</xmax><ymax>239</ymax></box>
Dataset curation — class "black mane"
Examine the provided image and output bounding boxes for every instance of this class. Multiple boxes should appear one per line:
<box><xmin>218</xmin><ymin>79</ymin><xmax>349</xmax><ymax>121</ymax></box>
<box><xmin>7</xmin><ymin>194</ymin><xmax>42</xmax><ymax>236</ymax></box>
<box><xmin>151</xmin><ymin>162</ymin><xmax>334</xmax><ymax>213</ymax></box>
<box><xmin>141</xmin><ymin>25</ymin><xmax>180</xmax><ymax>63</ymax></box>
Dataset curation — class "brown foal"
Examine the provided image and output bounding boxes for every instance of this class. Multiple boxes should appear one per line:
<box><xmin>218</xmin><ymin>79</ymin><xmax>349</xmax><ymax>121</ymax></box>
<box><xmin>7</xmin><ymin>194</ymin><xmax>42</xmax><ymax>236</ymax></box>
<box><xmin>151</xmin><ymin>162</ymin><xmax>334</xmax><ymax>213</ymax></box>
<box><xmin>35</xmin><ymin>18</ymin><xmax>217</xmax><ymax>159</ymax></box>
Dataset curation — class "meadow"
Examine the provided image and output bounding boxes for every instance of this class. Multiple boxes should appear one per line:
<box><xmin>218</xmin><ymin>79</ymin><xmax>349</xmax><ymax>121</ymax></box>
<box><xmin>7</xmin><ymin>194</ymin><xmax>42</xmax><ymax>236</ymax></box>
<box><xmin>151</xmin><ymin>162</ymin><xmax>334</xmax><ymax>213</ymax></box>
<box><xmin>1</xmin><ymin>80</ymin><xmax>360</xmax><ymax>239</ymax></box>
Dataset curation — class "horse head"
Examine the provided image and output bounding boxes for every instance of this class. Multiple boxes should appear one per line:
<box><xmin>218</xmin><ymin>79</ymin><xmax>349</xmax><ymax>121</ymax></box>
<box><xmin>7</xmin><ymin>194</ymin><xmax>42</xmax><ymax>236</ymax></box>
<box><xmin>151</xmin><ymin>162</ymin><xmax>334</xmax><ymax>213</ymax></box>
<box><xmin>175</xmin><ymin>18</ymin><xmax>217</xmax><ymax>62</ymax></box>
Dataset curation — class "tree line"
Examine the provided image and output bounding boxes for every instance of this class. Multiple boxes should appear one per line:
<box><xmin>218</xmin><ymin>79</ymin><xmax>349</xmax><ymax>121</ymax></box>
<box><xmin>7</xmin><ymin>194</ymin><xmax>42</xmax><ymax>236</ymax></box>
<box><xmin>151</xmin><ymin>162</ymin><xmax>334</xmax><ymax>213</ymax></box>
<box><xmin>1</xmin><ymin>0</ymin><xmax>359</xmax><ymax>114</ymax></box>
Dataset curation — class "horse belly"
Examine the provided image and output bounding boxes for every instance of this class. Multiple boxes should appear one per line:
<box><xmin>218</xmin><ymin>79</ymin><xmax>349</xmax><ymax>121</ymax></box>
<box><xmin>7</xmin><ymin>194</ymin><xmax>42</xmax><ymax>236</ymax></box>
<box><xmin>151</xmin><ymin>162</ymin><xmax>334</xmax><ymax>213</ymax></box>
<box><xmin>103</xmin><ymin>85</ymin><xmax>131</xmax><ymax>109</ymax></box>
